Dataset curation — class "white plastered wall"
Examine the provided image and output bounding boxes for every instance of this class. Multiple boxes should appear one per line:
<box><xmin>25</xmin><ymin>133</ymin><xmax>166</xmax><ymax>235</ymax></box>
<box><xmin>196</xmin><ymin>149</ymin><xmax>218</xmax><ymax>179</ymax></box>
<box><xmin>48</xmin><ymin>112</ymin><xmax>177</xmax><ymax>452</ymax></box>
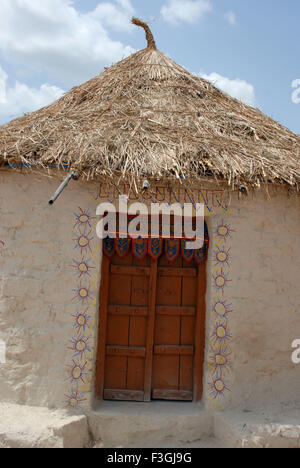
<box><xmin>0</xmin><ymin>171</ymin><xmax>299</xmax><ymax>411</ymax></box>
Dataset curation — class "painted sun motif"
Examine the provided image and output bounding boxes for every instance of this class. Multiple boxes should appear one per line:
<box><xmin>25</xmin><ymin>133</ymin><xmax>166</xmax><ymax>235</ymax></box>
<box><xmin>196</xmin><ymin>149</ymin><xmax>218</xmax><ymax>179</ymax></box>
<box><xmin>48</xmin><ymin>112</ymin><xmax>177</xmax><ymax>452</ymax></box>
<box><xmin>212</xmin><ymin>299</ymin><xmax>233</xmax><ymax>320</ymax></box>
<box><xmin>208</xmin><ymin>373</ymin><xmax>230</xmax><ymax>399</ymax></box>
<box><xmin>67</xmin><ymin>359</ymin><xmax>88</xmax><ymax>384</ymax></box>
<box><xmin>214</xmin><ymin>221</ymin><xmax>235</xmax><ymax>242</ymax></box>
<box><xmin>211</xmin><ymin>321</ymin><xmax>232</xmax><ymax>345</ymax></box>
<box><xmin>213</xmin><ymin>246</ymin><xmax>231</xmax><ymax>268</ymax></box>
<box><xmin>72</xmin><ymin>282</ymin><xmax>92</xmax><ymax>304</ymax></box>
<box><xmin>213</xmin><ymin>269</ymin><xmax>231</xmax><ymax>295</ymax></box>
<box><xmin>65</xmin><ymin>391</ymin><xmax>87</xmax><ymax>408</ymax></box>
<box><xmin>72</xmin><ymin>310</ymin><xmax>91</xmax><ymax>334</ymax></box>
<box><xmin>73</xmin><ymin>230</ymin><xmax>94</xmax><ymax>255</ymax></box>
<box><xmin>69</xmin><ymin>335</ymin><xmax>92</xmax><ymax>359</ymax></box>
<box><xmin>71</xmin><ymin>258</ymin><xmax>95</xmax><ymax>278</ymax></box>
<box><xmin>74</xmin><ymin>207</ymin><xmax>96</xmax><ymax>230</ymax></box>
<box><xmin>209</xmin><ymin>346</ymin><xmax>232</xmax><ymax>374</ymax></box>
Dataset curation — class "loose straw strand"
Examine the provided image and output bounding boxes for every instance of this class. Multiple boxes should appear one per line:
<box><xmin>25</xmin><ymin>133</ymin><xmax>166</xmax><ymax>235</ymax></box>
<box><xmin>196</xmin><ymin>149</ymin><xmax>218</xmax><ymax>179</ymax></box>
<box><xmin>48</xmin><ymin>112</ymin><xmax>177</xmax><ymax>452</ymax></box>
<box><xmin>131</xmin><ymin>17</ymin><xmax>157</xmax><ymax>50</ymax></box>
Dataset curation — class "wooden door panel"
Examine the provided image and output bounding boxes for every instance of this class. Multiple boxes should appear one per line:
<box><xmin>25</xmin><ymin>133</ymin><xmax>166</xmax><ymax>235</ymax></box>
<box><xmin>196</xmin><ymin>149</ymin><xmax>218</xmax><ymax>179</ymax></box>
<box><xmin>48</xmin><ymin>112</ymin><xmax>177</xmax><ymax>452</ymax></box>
<box><xmin>97</xmin><ymin>230</ymin><xmax>207</xmax><ymax>403</ymax></box>
<box><xmin>106</xmin><ymin>315</ymin><xmax>129</xmax><ymax>346</ymax></box>
<box><xmin>152</xmin><ymin>355</ymin><xmax>179</xmax><ymax>390</ymax></box>
<box><xmin>106</xmin><ymin>346</ymin><xmax>146</xmax><ymax>357</ymax></box>
<box><xmin>152</xmin><ymin>254</ymin><xmax>198</xmax><ymax>401</ymax></box>
<box><xmin>154</xmin><ymin>315</ymin><xmax>180</xmax><ymax>345</ymax></box>
<box><xmin>111</xmin><ymin>265</ymin><xmax>150</xmax><ymax>276</ymax></box>
<box><xmin>182</xmin><ymin>276</ymin><xmax>197</xmax><ymax>306</ymax></box>
<box><xmin>109</xmin><ymin>273</ymin><xmax>132</xmax><ymax>304</ymax></box>
<box><xmin>129</xmin><ymin>316</ymin><xmax>147</xmax><ymax>347</ymax></box>
<box><xmin>103</xmin><ymin>248</ymin><xmax>149</xmax><ymax>400</ymax></box>
<box><xmin>180</xmin><ymin>316</ymin><xmax>196</xmax><ymax>345</ymax></box>
<box><xmin>104</xmin><ymin>389</ymin><xmax>144</xmax><ymax>401</ymax></box>
<box><xmin>127</xmin><ymin>357</ymin><xmax>145</xmax><ymax>390</ymax></box>
<box><xmin>131</xmin><ymin>276</ymin><xmax>149</xmax><ymax>306</ymax></box>
<box><xmin>108</xmin><ymin>305</ymin><xmax>148</xmax><ymax>316</ymax></box>
<box><xmin>154</xmin><ymin>345</ymin><xmax>193</xmax><ymax>355</ymax></box>
<box><xmin>179</xmin><ymin>356</ymin><xmax>193</xmax><ymax>391</ymax></box>
<box><xmin>156</xmin><ymin>306</ymin><xmax>195</xmax><ymax>316</ymax></box>
<box><xmin>156</xmin><ymin>276</ymin><xmax>182</xmax><ymax>306</ymax></box>
<box><xmin>104</xmin><ymin>356</ymin><xmax>127</xmax><ymax>389</ymax></box>
<box><xmin>152</xmin><ymin>389</ymin><xmax>192</xmax><ymax>401</ymax></box>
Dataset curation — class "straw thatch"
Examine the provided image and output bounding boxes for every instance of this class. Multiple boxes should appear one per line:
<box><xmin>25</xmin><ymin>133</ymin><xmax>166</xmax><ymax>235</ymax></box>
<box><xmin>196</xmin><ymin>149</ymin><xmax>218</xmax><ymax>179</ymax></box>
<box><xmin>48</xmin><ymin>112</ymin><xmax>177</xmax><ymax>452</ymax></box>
<box><xmin>0</xmin><ymin>18</ymin><xmax>299</xmax><ymax>189</ymax></box>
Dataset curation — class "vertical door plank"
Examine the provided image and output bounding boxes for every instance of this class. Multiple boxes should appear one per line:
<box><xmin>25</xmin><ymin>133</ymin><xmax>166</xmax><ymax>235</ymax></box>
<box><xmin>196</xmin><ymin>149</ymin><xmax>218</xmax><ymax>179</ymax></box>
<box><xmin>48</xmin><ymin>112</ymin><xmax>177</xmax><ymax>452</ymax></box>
<box><xmin>105</xmin><ymin>356</ymin><xmax>127</xmax><ymax>389</ymax></box>
<box><xmin>127</xmin><ymin>358</ymin><xmax>145</xmax><ymax>390</ymax></box>
<box><xmin>144</xmin><ymin>259</ymin><xmax>158</xmax><ymax>401</ymax></box>
<box><xmin>154</xmin><ymin>315</ymin><xmax>180</xmax><ymax>345</ymax></box>
<box><xmin>152</xmin><ymin>355</ymin><xmax>180</xmax><ymax>390</ymax></box>
<box><xmin>179</xmin><ymin>355</ymin><xmax>194</xmax><ymax>391</ymax></box>
<box><xmin>106</xmin><ymin>315</ymin><xmax>130</xmax><ymax>345</ymax></box>
<box><xmin>193</xmin><ymin>261</ymin><xmax>207</xmax><ymax>402</ymax></box>
<box><xmin>152</xmin><ymin>256</ymin><xmax>183</xmax><ymax>396</ymax></box>
<box><xmin>128</xmin><ymin>256</ymin><xmax>149</xmax><ymax>393</ymax></box>
<box><xmin>95</xmin><ymin>255</ymin><xmax>110</xmax><ymax>399</ymax></box>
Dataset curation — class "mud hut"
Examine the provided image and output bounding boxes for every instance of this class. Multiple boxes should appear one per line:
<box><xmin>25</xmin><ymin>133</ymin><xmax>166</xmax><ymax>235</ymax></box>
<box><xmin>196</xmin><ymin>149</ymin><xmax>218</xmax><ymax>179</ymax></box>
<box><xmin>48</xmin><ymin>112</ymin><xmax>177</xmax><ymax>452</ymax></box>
<box><xmin>0</xmin><ymin>19</ymin><xmax>299</xmax><ymax>448</ymax></box>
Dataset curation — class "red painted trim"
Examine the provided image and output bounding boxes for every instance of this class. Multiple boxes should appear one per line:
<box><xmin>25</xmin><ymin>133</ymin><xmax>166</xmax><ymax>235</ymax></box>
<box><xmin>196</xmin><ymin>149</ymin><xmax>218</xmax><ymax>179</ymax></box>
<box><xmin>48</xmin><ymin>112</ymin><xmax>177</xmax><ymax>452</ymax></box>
<box><xmin>181</xmin><ymin>239</ymin><xmax>195</xmax><ymax>263</ymax></box>
<box><xmin>148</xmin><ymin>238</ymin><xmax>164</xmax><ymax>261</ymax></box>
<box><xmin>103</xmin><ymin>238</ymin><xmax>115</xmax><ymax>259</ymax></box>
<box><xmin>132</xmin><ymin>238</ymin><xmax>148</xmax><ymax>261</ymax></box>
<box><xmin>165</xmin><ymin>239</ymin><xmax>180</xmax><ymax>263</ymax></box>
<box><xmin>194</xmin><ymin>239</ymin><xmax>209</xmax><ymax>265</ymax></box>
<box><xmin>115</xmin><ymin>238</ymin><xmax>131</xmax><ymax>258</ymax></box>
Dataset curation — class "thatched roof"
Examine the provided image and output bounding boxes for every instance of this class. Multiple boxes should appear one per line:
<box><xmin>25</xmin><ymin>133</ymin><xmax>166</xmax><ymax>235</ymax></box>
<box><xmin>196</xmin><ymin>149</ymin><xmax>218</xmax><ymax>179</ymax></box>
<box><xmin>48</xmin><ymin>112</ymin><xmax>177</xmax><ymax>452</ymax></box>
<box><xmin>0</xmin><ymin>18</ymin><xmax>299</xmax><ymax>189</ymax></box>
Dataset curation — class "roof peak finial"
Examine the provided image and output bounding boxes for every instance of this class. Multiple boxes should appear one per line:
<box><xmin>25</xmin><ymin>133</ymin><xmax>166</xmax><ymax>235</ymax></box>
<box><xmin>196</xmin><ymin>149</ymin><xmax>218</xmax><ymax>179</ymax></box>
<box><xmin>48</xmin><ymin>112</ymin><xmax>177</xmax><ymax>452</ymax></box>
<box><xmin>132</xmin><ymin>17</ymin><xmax>157</xmax><ymax>50</ymax></box>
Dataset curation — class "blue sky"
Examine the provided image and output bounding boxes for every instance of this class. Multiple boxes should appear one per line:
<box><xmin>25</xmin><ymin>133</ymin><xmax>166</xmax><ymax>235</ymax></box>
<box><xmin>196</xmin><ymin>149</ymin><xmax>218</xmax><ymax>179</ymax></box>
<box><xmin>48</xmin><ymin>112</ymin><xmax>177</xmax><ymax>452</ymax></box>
<box><xmin>0</xmin><ymin>0</ymin><xmax>299</xmax><ymax>134</ymax></box>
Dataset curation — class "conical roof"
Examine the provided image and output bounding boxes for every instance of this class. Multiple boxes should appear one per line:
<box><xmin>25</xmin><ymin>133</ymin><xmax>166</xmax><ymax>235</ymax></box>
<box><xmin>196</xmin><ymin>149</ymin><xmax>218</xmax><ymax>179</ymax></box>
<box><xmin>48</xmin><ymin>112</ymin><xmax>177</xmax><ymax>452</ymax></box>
<box><xmin>0</xmin><ymin>18</ymin><xmax>299</xmax><ymax>189</ymax></box>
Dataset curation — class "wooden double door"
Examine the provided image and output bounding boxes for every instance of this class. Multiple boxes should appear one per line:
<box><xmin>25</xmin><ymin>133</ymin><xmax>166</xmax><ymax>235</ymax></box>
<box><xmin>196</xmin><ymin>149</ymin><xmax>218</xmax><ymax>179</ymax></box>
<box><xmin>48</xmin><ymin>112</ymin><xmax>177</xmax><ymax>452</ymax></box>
<box><xmin>96</xmin><ymin>242</ymin><xmax>207</xmax><ymax>402</ymax></box>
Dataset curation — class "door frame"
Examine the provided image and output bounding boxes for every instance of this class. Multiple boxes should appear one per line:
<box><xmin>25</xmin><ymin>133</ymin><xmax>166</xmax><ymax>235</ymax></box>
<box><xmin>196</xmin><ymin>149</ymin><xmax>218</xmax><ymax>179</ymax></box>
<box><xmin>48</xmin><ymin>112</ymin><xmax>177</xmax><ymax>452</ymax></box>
<box><xmin>95</xmin><ymin>236</ymin><xmax>207</xmax><ymax>403</ymax></box>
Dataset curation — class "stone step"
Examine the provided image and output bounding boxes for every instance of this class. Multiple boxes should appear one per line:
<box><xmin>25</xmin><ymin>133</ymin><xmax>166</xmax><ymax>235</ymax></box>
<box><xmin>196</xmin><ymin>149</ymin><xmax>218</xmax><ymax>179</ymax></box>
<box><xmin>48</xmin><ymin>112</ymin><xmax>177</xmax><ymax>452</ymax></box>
<box><xmin>88</xmin><ymin>401</ymin><xmax>214</xmax><ymax>448</ymax></box>
<box><xmin>2</xmin><ymin>402</ymin><xmax>299</xmax><ymax>448</ymax></box>
<box><xmin>93</xmin><ymin>437</ymin><xmax>227</xmax><ymax>449</ymax></box>
<box><xmin>0</xmin><ymin>403</ymin><xmax>90</xmax><ymax>448</ymax></box>
<box><xmin>215</xmin><ymin>407</ymin><xmax>300</xmax><ymax>448</ymax></box>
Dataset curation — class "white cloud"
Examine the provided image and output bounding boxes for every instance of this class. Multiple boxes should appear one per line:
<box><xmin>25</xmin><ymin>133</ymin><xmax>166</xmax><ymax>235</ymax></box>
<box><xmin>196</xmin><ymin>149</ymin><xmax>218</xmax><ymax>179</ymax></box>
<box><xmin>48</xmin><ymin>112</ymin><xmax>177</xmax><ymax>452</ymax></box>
<box><xmin>0</xmin><ymin>67</ymin><xmax>7</xmax><ymax>104</ymax></box>
<box><xmin>0</xmin><ymin>0</ymin><xmax>135</xmax><ymax>85</ymax></box>
<box><xmin>91</xmin><ymin>0</ymin><xmax>134</xmax><ymax>32</ymax></box>
<box><xmin>161</xmin><ymin>0</ymin><xmax>212</xmax><ymax>25</ymax></box>
<box><xmin>0</xmin><ymin>66</ymin><xmax>64</xmax><ymax>123</ymax></box>
<box><xmin>200</xmin><ymin>71</ymin><xmax>258</xmax><ymax>107</ymax></box>
<box><xmin>224</xmin><ymin>11</ymin><xmax>237</xmax><ymax>26</ymax></box>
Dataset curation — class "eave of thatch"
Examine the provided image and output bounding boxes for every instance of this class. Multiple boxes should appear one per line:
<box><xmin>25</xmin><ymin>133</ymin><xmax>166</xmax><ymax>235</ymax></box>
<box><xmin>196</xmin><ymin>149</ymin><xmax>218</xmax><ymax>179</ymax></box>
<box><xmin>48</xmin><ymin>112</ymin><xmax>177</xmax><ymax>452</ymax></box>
<box><xmin>0</xmin><ymin>18</ymin><xmax>299</xmax><ymax>190</ymax></box>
